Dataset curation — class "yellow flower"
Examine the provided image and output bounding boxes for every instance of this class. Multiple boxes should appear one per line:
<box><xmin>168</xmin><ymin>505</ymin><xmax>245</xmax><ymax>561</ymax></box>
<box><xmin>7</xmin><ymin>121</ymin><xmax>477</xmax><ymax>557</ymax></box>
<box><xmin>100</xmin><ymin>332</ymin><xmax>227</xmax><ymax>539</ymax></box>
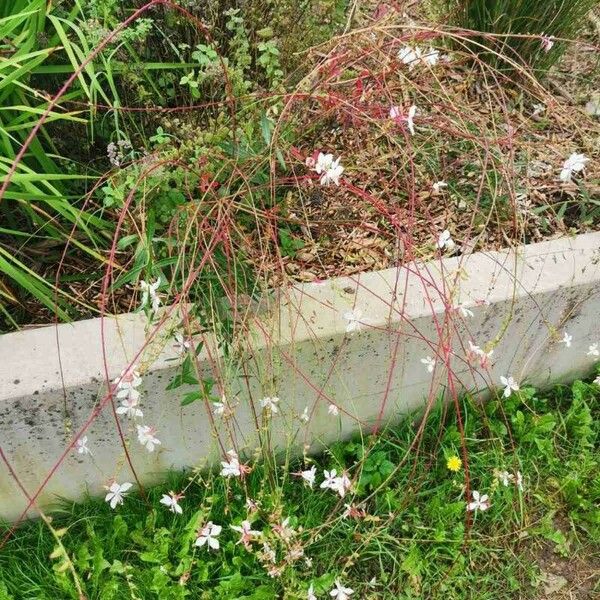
<box><xmin>446</xmin><ymin>456</ymin><xmax>462</xmax><ymax>472</ymax></box>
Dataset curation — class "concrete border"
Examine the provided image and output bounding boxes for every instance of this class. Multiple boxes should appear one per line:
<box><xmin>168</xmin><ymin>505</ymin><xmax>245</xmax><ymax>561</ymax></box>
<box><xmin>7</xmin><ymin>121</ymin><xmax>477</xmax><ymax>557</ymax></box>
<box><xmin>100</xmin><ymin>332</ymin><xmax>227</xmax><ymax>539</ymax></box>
<box><xmin>1</xmin><ymin>232</ymin><xmax>599</xmax><ymax>521</ymax></box>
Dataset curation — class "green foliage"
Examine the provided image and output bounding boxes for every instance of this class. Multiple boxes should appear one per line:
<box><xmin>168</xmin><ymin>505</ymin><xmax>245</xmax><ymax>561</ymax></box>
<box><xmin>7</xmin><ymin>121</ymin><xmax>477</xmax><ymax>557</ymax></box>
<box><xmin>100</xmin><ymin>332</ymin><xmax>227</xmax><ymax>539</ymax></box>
<box><xmin>436</xmin><ymin>0</ymin><xmax>599</xmax><ymax>72</ymax></box>
<box><xmin>0</xmin><ymin>377</ymin><xmax>597</xmax><ymax>598</ymax></box>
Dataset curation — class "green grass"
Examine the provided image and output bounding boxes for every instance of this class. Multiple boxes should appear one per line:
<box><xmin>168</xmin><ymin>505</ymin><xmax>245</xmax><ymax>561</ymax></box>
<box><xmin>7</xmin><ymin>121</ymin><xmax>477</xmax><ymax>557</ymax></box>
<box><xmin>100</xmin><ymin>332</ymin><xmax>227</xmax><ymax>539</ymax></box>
<box><xmin>1</xmin><ymin>376</ymin><xmax>598</xmax><ymax>599</ymax></box>
<box><xmin>436</xmin><ymin>0</ymin><xmax>600</xmax><ymax>73</ymax></box>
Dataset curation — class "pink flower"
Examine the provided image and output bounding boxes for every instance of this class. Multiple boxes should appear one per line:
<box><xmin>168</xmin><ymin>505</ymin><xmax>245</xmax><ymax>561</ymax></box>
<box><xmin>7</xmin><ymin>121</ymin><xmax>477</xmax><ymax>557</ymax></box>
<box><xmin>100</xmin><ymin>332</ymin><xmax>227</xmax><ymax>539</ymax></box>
<box><xmin>467</xmin><ymin>490</ymin><xmax>490</xmax><ymax>512</ymax></box>
<box><xmin>231</xmin><ymin>520</ymin><xmax>261</xmax><ymax>549</ymax></box>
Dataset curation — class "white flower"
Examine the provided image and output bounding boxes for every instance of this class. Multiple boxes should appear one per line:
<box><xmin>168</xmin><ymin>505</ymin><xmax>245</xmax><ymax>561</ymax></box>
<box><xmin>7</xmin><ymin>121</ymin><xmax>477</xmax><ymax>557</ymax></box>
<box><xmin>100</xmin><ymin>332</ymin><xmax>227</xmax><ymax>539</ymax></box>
<box><xmin>104</xmin><ymin>481</ymin><xmax>132</xmax><ymax>509</ymax></box>
<box><xmin>532</xmin><ymin>103</ymin><xmax>545</xmax><ymax>117</ymax></box>
<box><xmin>308</xmin><ymin>583</ymin><xmax>317</xmax><ymax>600</ymax></box>
<box><xmin>301</xmin><ymin>465</ymin><xmax>317</xmax><ymax>488</ymax></box>
<box><xmin>75</xmin><ymin>436</ymin><xmax>91</xmax><ymax>456</ymax></box>
<box><xmin>195</xmin><ymin>521</ymin><xmax>222</xmax><ymax>550</ymax></box>
<box><xmin>407</xmin><ymin>104</ymin><xmax>417</xmax><ymax>135</ymax></box>
<box><xmin>261</xmin><ymin>541</ymin><xmax>277</xmax><ymax>563</ymax></box>
<box><xmin>299</xmin><ymin>406</ymin><xmax>310</xmax><ymax>423</ymax></box>
<box><xmin>422</xmin><ymin>47</ymin><xmax>440</xmax><ymax>66</ymax></box>
<box><xmin>457</xmin><ymin>304</ymin><xmax>474</xmax><ymax>318</ymax></box>
<box><xmin>467</xmin><ymin>490</ymin><xmax>490</xmax><ymax>512</ymax></box>
<box><xmin>328</xmin><ymin>403</ymin><xmax>339</xmax><ymax>416</ymax></box>
<box><xmin>594</xmin><ymin>375</ymin><xmax>600</xmax><ymax>385</ymax></box>
<box><xmin>320</xmin><ymin>469</ymin><xmax>351</xmax><ymax>498</ymax></box>
<box><xmin>343</xmin><ymin>308</ymin><xmax>362</xmax><ymax>333</ymax></box>
<box><xmin>140</xmin><ymin>278</ymin><xmax>161</xmax><ymax>313</ymax></box>
<box><xmin>437</xmin><ymin>229</ymin><xmax>455</xmax><ymax>251</ymax></box>
<box><xmin>516</xmin><ymin>471</ymin><xmax>524</xmax><ymax>491</ymax></box>
<box><xmin>397</xmin><ymin>45</ymin><xmax>421</xmax><ymax>70</ymax></box>
<box><xmin>389</xmin><ymin>105</ymin><xmax>401</xmax><ymax>119</ymax></box>
<box><xmin>113</xmin><ymin>366</ymin><xmax>142</xmax><ymax>401</ymax></box>
<box><xmin>500</xmin><ymin>376</ymin><xmax>520</xmax><ymax>398</ymax></box>
<box><xmin>432</xmin><ymin>180</ymin><xmax>447</xmax><ymax>193</ymax></box>
<box><xmin>496</xmin><ymin>470</ymin><xmax>513</xmax><ymax>487</ymax></box>
<box><xmin>231</xmin><ymin>520</ymin><xmax>261</xmax><ymax>548</ymax></box>
<box><xmin>320</xmin><ymin>469</ymin><xmax>338</xmax><ymax>491</ymax></box>
<box><xmin>260</xmin><ymin>396</ymin><xmax>280</xmax><ymax>414</ymax></box>
<box><xmin>160</xmin><ymin>492</ymin><xmax>183</xmax><ymax>514</ymax></box>
<box><xmin>173</xmin><ymin>331</ymin><xmax>192</xmax><ymax>355</ymax></box>
<box><xmin>116</xmin><ymin>397</ymin><xmax>143</xmax><ymax>419</ymax></box>
<box><xmin>314</xmin><ymin>152</ymin><xmax>344</xmax><ymax>186</ymax></box>
<box><xmin>212</xmin><ymin>401</ymin><xmax>225</xmax><ymax>416</ymax></box>
<box><xmin>560</xmin><ymin>331</ymin><xmax>572</xmax><ymax>348</ymax></box>
<box><xmin>421</xmin><ymin>356</ymin><xmax>436</xmax><ymax>373</ymax></box>
<box><xmin>560</xmin><ymin>152</ymin><xmax>589</xmax><ymax>183</ymax></box>
<box><xmin>137</xmin><ymin>425</ymin><xmax>161</xmax><ymax>452</ymax></box>
<box><xmin>221</xmin><ymin>449</ymin><xmax>241</xmax><ymax>477</ymax></box>
<box><xmin>541</xmin><ymin>34</ymin><xmax>555</xmax><ymax>53</ymax></box>
<box><xmin>468</xmin><ymin>340</ymin><xmax>494</xmax><ymax>368</ymax></box>
<box><xmin>587</xmin><ymin>343</ymin><xmax>599</xmax><ymax>357</ymax></box>
<box><xmin>330</xmin><ymin>580</ymin><xmax>354</xmax><ymax>600</ymax></box>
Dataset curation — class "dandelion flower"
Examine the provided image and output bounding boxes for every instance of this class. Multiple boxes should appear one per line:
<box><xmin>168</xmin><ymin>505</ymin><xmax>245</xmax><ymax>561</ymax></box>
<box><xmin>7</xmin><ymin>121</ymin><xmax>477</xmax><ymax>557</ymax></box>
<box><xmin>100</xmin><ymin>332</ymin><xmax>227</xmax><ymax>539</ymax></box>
<box><xmin>446</xmin><ymin>456</ymin><xmax>462</xmax><ymax>472</ymax></box>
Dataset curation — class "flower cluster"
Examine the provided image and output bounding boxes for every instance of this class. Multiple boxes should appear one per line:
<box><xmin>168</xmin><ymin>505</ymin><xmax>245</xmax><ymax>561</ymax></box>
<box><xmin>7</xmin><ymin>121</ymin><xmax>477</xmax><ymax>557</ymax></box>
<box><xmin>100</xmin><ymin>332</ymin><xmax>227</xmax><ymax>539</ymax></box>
<box><xmin>310</xmin><ymin>152</ymin><xmax>344</xmax><ymax>186</ymax></box>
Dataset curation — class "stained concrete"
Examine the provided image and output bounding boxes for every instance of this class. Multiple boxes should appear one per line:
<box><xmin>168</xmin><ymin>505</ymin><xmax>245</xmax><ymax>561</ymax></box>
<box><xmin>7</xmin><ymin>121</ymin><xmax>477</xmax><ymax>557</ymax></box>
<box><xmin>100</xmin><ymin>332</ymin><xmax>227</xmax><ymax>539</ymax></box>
<box><xmin>0</xmin><ymin>232</ymin><xmax>599</xmax><ymax>521</ymax></box>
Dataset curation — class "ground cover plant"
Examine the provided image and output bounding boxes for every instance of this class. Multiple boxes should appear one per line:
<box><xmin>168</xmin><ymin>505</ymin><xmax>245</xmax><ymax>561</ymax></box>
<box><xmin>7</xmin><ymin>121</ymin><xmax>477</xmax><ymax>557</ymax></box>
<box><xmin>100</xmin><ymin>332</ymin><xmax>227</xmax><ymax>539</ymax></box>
<box><xmin>0</xmin><ymin>375</ymin><xmax>598</xmax><ymax>599</ymax></box>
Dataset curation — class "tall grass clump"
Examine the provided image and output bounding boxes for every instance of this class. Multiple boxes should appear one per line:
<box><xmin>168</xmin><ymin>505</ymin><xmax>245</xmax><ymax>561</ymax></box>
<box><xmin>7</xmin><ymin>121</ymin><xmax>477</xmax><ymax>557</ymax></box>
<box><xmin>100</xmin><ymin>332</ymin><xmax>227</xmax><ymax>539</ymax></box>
<box><xmin>437</xmin><ymin>0</ymin><xmax>599</xmax><ymax>72</ymax></box>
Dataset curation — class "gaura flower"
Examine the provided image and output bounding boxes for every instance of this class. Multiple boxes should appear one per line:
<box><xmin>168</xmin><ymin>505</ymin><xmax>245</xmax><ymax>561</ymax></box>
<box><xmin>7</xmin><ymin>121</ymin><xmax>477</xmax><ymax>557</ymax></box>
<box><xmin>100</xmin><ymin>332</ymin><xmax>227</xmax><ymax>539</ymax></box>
<box><xmin>397</xmin><ymin>45</ymin><xmax>421</xmax><ymax>70</ymax></box>
<box><xmin>113</xmin><ymin>366</ymin><xmax>142</xmax><ymax>401</ymax></box>
<box><xmin>221</xmin><ymin>449</ymin><xmax>242</xmax><ymax>478</ymax></box>
<box><xmin>116</xmin><ymin>396</ymin><xmax>143</xmax><ymax>419</ymax></box>
<box><xmin>587</xmin><ymin>343</ymin><xmax>599</xmax><ymax>357</ymax></box>
<box><xmin>260</xmin><ymin>396</ymin><xmax>280</xmax><ymax>414</ymax></box>
<box><xmin>389</xmin><ymin>105</ymin><xmax>401</xmax><ymax>119</ymax></box>
<box><xmin>160</xmin><ymin>491</ymin><xmax>183</xmax><ymax>514</ymax></box>
<box><xmin>195</xmin><ymin>521</ymin><xmax>222</xmax><ymax>550</ymax></box>
<box><xmin>328</xmin><ymin>404</ymin><xmax>340</xmax><ymax>417</ymax></box>
<box><xmin>467</xmin><ymin>490</ymin><xmax>490</xmax><ymax>512</ymax></box>
<box><xmin>75</xmin><ymin>436</ymin><xmax>91</xmax><ymax>456</ymax></box>
<box><xmin>432</xmin><ymin>180</ymin><xmax>448</xmax><ymax>193</ymax></box>
<box><xmin>140</xmin><ymin>278</ymin><xmax>161</xmax><ymax>313</ymax></box>
<box><xmin>540</xmin><ymin>34</ymin><xmax>555</xmax><ymax>53</ymax></box>
<box><xmin>313</xmin><ymin>152</ymin><xmax>344</xmax><ymax>186</ymax></box>
<box><xmin>300</xmin><ymin>465</ymin><xmax>317</xmax><ymax>488</ymax></box>
<box><xmin>343</xmin><ymin>308</ymin><xmax>362</xmax><ymax>333</ymax></box>
<box><xmin>105</xmin><ymin>481</ymin><xmax>132</xmax><ymax>509</ymax></box>
<box><xmin>342</xmin><ymin>502</ymin><xmax>366</xmax><ymax>519</ymax></box>
<box><xmin>559</xmin><ymin>152</ymin><xmax>589</xmax><ymax>183</ymax></box>
<box><xmin>468</xmin><ymin>340</ymin><xmax>494</xmax><ymax>368</ymax></box>
<box><xmin>500</xmin><ymin>376</ymin><xmax>520</xmax><ymax>398</ymax></box>
<box><xmin>407</xmin><ymin>104</ymin><xmax>417</xmax><ymax>136</ymax></box>
<box><xmin>330</xmin><ymin>580</ymin><xmax>354</xmax><ymax>600</ymax></box>
<box><xmin>173</xmin><ymin>331</ymin><xmax>192</xmax><ymax>355</ymax></box>
<box><xmin>137</xmin><ymin>425</ymin><xmax>161</xmax><ymax>452</ymax></box>
<box><xmin>437</xmin><ymin>229</ymin><xmax>455</xmax><ymax>251</ymax></box>
<box><xmin>560</xmin><ymin>331</ymin><xmax>572</xmax><ymax>348</ymax></box>
<box><xmin>212</xmin><ymin>401</ymin><xmax>225</xmax><ymax>416</ymax></box>
<box><xmin>446</xmin><ymin>455</ymin><xmax>462</xmax><ymax>472</ymax></box>
<box><xmin>421</xmin><ymin>356</ymin><xmax>436</xmax><ymax>373</ymax></box>
<box><xmin>273</xmin><ymin>517</ymin><xmax>295</xmax><ymax>541</ymax></box>
<box><xmin>496</xmin><ymin>470</ymin><xmax>513</xmax><ymax>487</ymax></box>
<box><xmin>457</xmin><ymin>304</ymin><xmax>474</xmax><ymax>318</ymax></box>
<box><xmin>231</xmin><ymin>520</ymin><xmax>261</xmax><ymax>549</ymax></box>
<box><xmin>299</xmin><ymin>406</ymin><xmax>310</xmax><ymax>423</ymax></box>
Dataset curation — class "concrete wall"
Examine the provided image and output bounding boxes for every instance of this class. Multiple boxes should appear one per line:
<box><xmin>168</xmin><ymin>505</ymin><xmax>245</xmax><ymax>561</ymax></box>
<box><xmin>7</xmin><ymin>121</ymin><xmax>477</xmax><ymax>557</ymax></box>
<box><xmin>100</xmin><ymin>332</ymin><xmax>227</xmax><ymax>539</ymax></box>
<box><xmin>1</xmin><ymin>233</ymin><xmax>599</xmax><ymax>522</ymax></box>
